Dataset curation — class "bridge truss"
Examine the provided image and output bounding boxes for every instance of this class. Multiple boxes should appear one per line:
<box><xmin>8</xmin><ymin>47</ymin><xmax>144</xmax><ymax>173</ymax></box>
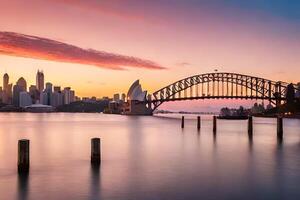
<box><xmin>150</xmin><ymin>72</ymin><xmax>298</xmax><ymax>110</ymax></box>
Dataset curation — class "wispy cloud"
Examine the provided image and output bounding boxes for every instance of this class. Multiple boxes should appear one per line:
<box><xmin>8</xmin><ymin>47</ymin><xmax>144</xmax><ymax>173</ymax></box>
<box><xmin>176</xmin><ymin>62</ymin><xmax>191</xmax><ymax>67</ymax></box>
<box><xmin>0</xmin><ymin>31</ymin><xmax>164</xmax><ymax>70</ymax></box>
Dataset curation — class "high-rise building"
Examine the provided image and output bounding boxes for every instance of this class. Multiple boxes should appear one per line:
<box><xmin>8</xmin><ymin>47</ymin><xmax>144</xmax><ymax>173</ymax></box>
<box><xmin>19</xmin><ymin>91</ymin><xmax>32</xmax><ymax>107</ymax></box>
<box><xmin>62</xmin><ymin>87</ymin><xmax>75</xmax><ymax>104</ymax></box>
<box><xmin>6</xmin><ymin>83</ymin><xmax>12</xmax><ymax>104</ymax></box>
<box><xmin>16</xmin><ymin>77</ymin><xmax>27</xmax><ymax>91</ymax></box>
<box><xmin>12</xmin><ymin>85</ymin><xmax>22</xmax><ymax>106</ymax></box>
<box><xmin>121</xmin><ymin>93</ymin><xmax>126</xmax><ymax>102</ymax></box>
<box><xmin>36</xmin><ymin>70</ymin><xmax>44</xmax><ymax>92</ymax></box>
<box><xmin>2</xmin><ymin>73</ymin><xmax>10</xmax><ymax>104</ymax></box>
<box><xmin>45</xmin><ymin>82</ymin><xmax>53</xmax><ymax>105</ymax></box>
<box><xmin>70</xmin><ymin>90</ymin><xmax>75</xmax><ymax>103</ymax></box>
<box><xmin>51</xmin><ymin>86</ymin><xmax>63</xmax><ymax>107</ymax></box>
<box><xmin>113</xmin><ymin>93</ymin><xmax>120</xmax><ymax>102</ymax></box>
<box><xmin>40</xmin><ymin>91</ymin><xmax>48</xmax><ymax>105</ymax></box>
<box><xmin>3</xmin><ymin>73</ymin><xmax>9</xmax><ymax>90</ymax></box>
<box><xmin>29</xmin><ymin>85</ymin><xmax>39</xmax><ymax>104</ymax></box>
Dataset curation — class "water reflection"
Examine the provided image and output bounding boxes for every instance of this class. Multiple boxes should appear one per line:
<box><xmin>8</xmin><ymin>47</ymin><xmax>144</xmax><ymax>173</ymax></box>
<box><xmin>18</xmin><ymin>173</ymin><xmax>29</xmax><ymax>200</ymax></box>
<box><xmin>89</xmin><ymin>165</ymin><xmax>101</xmax><ymax>200</ymax></box>
<box><xmin>0</xmin><ymin>114</ymin><xmax>299</xmax><ymax>200</ymax></box>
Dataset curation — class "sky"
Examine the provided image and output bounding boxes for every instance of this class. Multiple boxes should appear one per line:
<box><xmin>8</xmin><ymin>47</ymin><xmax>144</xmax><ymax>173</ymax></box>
<box><xmin>0</xmin><ymin>0</ymin><xmax>300</xmax><ymax>111</ymax></box>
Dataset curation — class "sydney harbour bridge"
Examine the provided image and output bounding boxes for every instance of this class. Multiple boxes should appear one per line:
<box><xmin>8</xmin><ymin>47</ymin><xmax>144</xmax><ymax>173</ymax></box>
<box><xmin>124</xmin><ymin>72</ymin><xmax>299</xmax><ymax>115</ymax></box>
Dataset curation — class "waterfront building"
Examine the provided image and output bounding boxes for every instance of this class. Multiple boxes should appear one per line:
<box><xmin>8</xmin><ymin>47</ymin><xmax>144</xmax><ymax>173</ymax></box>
<box><xmin>12</xmin><ymin>85</ymin><xmax>22</xmax><ymax>106</ymax></box>
<box><xmin>40</xmin><ymin>91</ymin><xmax>49</xmax><ymax>105</ymax></box>
<box><xmin>2</xmin><ymin>73</ymin><xmax>12</xmax><ymax>104</ymax></box>
<box><xmin>121</xmin><ymin>93</ymin><xmax>126</xmax><ymax>102</ymax></box>
<box><xmin>19</xmin><ymin>91</ymin><xmax>32</xmax><ymax>107</ymax></box>
<box><xmin>25</xmin><ymin>104</ymin><xmax>55</xmax><ymax>112</ymax></box>
<box><xmin>62</xmin><ymin>87</ymin><xmax>75</xmax><ymax>104</ymax></box>
<box><xmin>29</xmin><ymin>85</ymin><xmax>40</xmax><ymax>103</ymax></box>
<box><xmin>51</xmin><ymin>91</ymin><xmax>63</xmax><ymax>107</ymax></box>
<box><xmin>123</xmin><ymin>80</ymin><xmax>152</xmax><ymax>115</ymax></box>
<box><xmin>44</xmin><ymin>82</ymin><xmax>53</xmax><ymax>105</ymax></box>
<box><xmin>113</xmin><ymin>93</ymin><xmax>120</xmax><ymax>102</ymax></box>
<box><xmin>63</xmin><ymin>87</ymin><xmax>71</xmax><ymax>104</ymax></box>
<box><xmin>16</xmin><ymin>77</ymin><xmax>27</xmax><ymax>91</ymax></box>
<box><xmin>36</xmin><ymin>70</ymin><xmax>44</xmax><ymax>92</ymax></box>
<box><xmin>70</xmin><ymin>90</ymin><xmax>75</xmax><ymax>103</ymax></box>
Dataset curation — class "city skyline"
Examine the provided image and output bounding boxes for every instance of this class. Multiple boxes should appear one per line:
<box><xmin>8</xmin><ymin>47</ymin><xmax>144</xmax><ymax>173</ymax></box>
<box><xmin>1</xmin><ymin>0</ymin><xmax>300</xmax><ymax>110</ymax></box>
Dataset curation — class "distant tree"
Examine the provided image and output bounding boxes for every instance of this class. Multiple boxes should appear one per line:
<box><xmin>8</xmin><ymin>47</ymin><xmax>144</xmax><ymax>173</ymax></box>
<box><xmin>286</xmin><ymin>83</ymin><xmax>295</xmax><ymax>105</ymax></box>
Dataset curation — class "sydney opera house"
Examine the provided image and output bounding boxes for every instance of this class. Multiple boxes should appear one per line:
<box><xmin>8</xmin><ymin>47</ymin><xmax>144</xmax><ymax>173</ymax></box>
<box><xmin>123</xmin><ymin>80</ymin><xmax>152</xmax><ymax>115</ymax></box>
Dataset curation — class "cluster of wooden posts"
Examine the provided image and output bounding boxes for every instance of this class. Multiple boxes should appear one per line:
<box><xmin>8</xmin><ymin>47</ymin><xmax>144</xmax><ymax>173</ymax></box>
<box><xmin>17</xmin><ymin>138</ymin><xmax>101</xmax><ymax>174</ymax></box>
<box><xmin>181</xmin><ymin>115</ymin><xmax>284</xmax><ymax>140</ymax></box>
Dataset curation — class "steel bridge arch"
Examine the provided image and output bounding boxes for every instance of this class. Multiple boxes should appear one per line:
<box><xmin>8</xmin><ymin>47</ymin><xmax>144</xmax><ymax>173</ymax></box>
<box><xmin>150</xmin><ymin>72</ymin><xmax>296</xmax><ymax>110</ymax></box>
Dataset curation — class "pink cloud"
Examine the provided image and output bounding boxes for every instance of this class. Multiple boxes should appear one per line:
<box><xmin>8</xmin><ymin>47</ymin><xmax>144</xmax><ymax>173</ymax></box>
<box><xmin>0</xmin><ymin>31</ymin><xmax>165</xmax><ymax>70</ymax></box>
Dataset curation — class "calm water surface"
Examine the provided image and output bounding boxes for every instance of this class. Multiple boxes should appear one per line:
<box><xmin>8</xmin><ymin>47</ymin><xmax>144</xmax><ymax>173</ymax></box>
<box><xmin>0</xmin><ymin>113</ymin><xmax>300</xmax><ymax>200</ymax></box>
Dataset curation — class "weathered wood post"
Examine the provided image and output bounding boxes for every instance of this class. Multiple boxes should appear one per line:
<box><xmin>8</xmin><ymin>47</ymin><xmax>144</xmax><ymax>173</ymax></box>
<box><xmin>91</xmin><ymin>138</ymin><xmax>101</xmax><ymax>165</ymax></box>
<box><xmin>197</xmin><ymin>116</ymin><xmax>201</xmax><ymax>130</ymax></box>
<box><xmin>18</xmin><ymin>139</ymin><xmax>30</xmax><ymax>173</ymax></box>
<box><xmin>277</xmin><ymin>117</ymin><xmax>283</xmax><ymax>140</ymax></box>
<box><xmin>213</xmin><ymin>116</ymin><xmax>217</xmax><ymax>133</ymax></box>
<box><xmin>248</xmin><ymin>116</ymin><xmax>253</xmax><ymax>137</ymax></box>
<box><xmin>181</xmin><ymin>116</ymin><xmax>184</xmax><ymax>128</ymax></box>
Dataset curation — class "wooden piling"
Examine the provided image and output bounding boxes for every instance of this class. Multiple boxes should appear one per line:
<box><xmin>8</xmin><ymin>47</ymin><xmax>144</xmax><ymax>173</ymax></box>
<box><xmin>248</xmin><ymin>116</ymin><xmax>253</xmax><ymax>137</ymax></box>
<box><xmin>91</xmin><ymin>138</ymin><xmax>101</xmax><ymax>165</ymax></box>
<box><xmin>213</xmin><ymin>116</ymin><xmax>217</xmax><ymax>133</ymax></box>
<box><xmin>277</xmin><ymin>117</ymin><xmax>283</xmax><ymax>140</ymax></box>
<box><xmin>197</xmin><ymin>116</ymin><xmax>201</xmax><ymax>130</ymax></box>
<box><xmin>18</xmin><ymin>139</ymin><xmax>30</xmax><ymax>173</ymax></box>
<box><xmin>181</xmin><ymin>116</ymin><xmax>184</xmax><ymax>128</ymax></box>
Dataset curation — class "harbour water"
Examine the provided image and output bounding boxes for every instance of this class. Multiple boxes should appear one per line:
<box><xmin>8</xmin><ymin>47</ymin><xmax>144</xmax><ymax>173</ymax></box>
<box><xmin>0</xmin><ymin>113</ymin><xmax>300</xmax><ymax>200</ymax></box>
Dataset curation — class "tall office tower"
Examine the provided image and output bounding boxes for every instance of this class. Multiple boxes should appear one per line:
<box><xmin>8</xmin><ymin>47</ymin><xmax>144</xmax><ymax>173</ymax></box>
<box><xmin>7</xmin><ymin>84</ymin><xmax>12</xmax><ymax>104</ymax></box>
<box><xmin>2</xmin><ymin>73</ymin><xmax>9</xmax><ymax>104</ymax></box>
<box><xmin>29</xmin><ymin>85</ymin><xmax>39</xmax><ymax>103</ymax></box>
<box><xmin>63</xmin><ymin>87</ymin><xmax>71</xmax><ymax>104</ymax></box>
<box><xmin>51</xmin><ymin>86</ymin><xmax>62</xmax><ymax>107</ymax></box>
<box><xmin>3</xmin><ymin>73</ymin><xmax>8</xmax><ymax>90</ymax></box>
<box><xmin>19</xmin><ymin>91</ymin><xmax>32</xmax><ymax>107</ymax></box>
<box><xmin>70</xmin><ymin>90</ymin><xmax>75</xmax><ymax>103</ymax></box>
<box><xmin>16</xmin><ymin>77</ymin><xmax>27</xmax><ymax>91</ymax></box>
<box><xmin>36</xmin><ymin>70</ymin><xmax>44</xmax><ymax>92</ymax></box>
<box><xmin>12</xmin><ymin>85</ymin><xmax>22</xmax><ymax>106</ymax></box>
<box><xmin>45</xmin><ymin>82</ymin><xmax>53</xmax><ymax>105</ymax></box>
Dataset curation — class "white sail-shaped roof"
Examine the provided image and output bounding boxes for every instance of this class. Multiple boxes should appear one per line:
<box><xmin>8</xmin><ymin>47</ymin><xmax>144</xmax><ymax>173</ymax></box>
<box><xmin>127</xmin><ymin>80</ymin><xmax>147</xmax><ymax>101</ymax></box>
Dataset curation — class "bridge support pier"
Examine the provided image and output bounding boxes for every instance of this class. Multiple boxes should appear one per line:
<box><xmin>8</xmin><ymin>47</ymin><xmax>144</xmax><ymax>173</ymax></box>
<box><xmin>213</xmin><ymin>116</ymin><xmax>217</xmax><ymax>134</ymax></box>
<box><xmin>197</xmin><ymin>116</ymin><xmax>201</xmax><ymax>130</ymax></box>
<box><xmin>181</xmin><ymin>116</ymin><xmax>184</xmax><ymax>128</ymax></box>
<box><xmin>248</xmin><ymin>116</ymin><xmax>253</xmax><ymax>138</ymax></box>
<box><xmin>277</xmin><ymin>117</ymin><xmax>283</xmax><ymax>140</ymax></box>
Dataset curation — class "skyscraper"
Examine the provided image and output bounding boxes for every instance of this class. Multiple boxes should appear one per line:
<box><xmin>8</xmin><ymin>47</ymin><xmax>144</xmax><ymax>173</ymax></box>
<box><xmin>12</xmin><ymin>85</ymin><xmax>22</xmax><ymax>106</ymax></box>
<box><xmin>19</xmin><ymin>91</ymin><xmax>32</xmax><ymax>107</ymax></box>
<box><xmin>36</xmin><ymin>70</ymin><xmax>44</xmax><ymax>92</ymax></box>
<box><xmin>16</xmin><ymin>77</ymin><xmax>27</xmax><ymax>91</ymax></box>
<box><xmin>2</xmin><ymin>73</ymin><xmax>10</xmax><ymax>104</ymax></box>
<box><xmin>3</xmin><ymin>73</ymin><xmax>8</xmax><ymax>90</ymax></box>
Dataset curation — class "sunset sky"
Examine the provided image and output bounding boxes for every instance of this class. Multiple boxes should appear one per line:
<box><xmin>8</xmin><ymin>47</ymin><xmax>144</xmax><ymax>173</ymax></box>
<box><xmin>0</xmin><ymin>0</ymin><xmax>300</xmax><ymax>111</ymax></box>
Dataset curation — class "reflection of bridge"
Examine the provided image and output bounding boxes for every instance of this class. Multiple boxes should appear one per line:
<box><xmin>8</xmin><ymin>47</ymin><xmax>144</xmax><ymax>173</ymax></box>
<box><xmin>125</xmin><ymin>72</ymin><xmax>298</xmax><ymax>115</ymax></box>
